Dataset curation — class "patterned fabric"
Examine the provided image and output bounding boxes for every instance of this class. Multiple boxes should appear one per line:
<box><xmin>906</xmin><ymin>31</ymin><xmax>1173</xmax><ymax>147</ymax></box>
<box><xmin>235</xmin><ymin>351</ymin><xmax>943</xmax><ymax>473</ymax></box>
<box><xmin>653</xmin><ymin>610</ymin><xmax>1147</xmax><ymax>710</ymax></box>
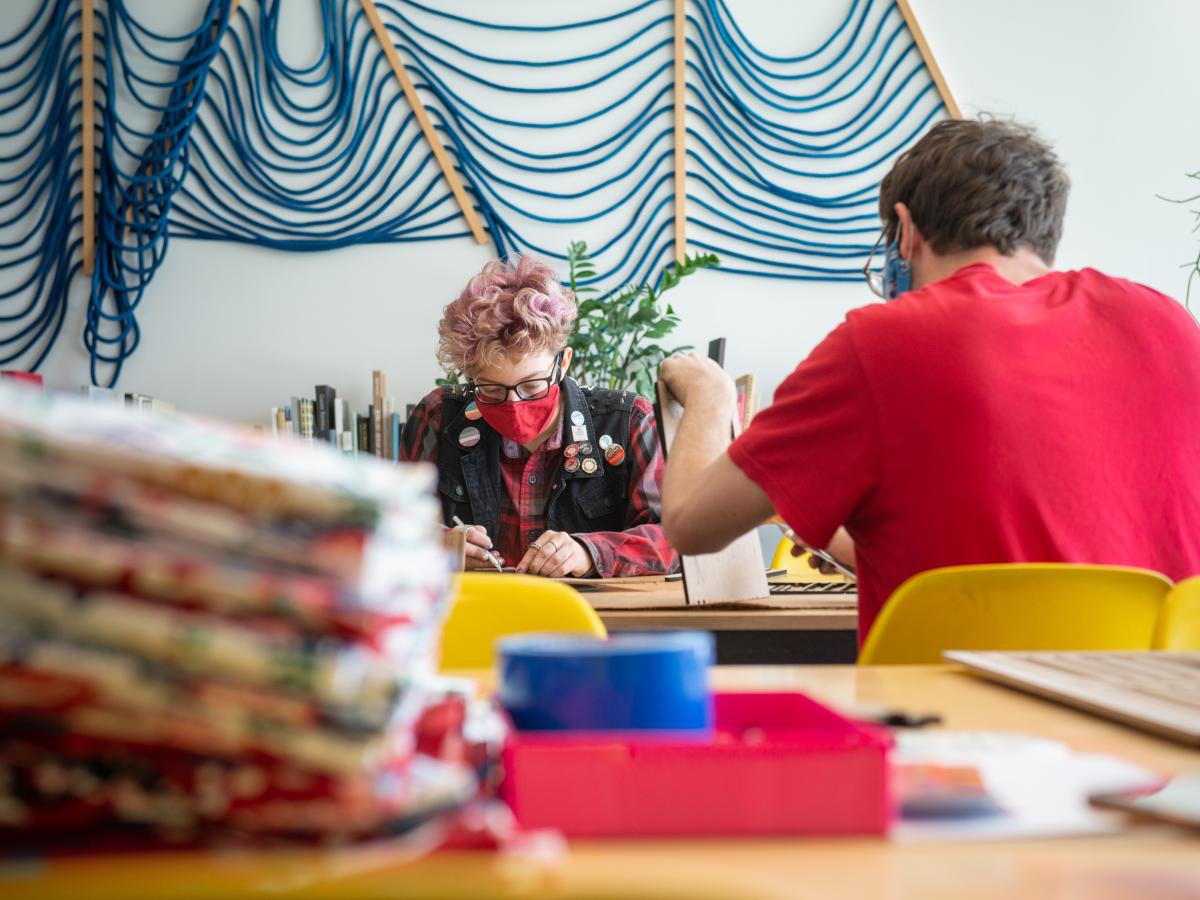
<box><xmin>0</xmin><ymin>384</ymin><xmax>469</xmax><ymax>846</ymax></box>
<box><xmin>401</xmin><ymin>388</ymin><xmax>677</xmax><ymax>577</ymax></box>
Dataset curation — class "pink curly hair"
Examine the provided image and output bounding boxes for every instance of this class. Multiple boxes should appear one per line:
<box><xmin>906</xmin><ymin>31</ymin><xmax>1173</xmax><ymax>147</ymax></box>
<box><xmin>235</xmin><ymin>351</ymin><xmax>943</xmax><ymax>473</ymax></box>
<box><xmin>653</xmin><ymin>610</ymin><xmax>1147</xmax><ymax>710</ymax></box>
<box><xmin>437</xmin><ymin>255</ymin><xmax>577</xmax><ymax>377</ymax></box>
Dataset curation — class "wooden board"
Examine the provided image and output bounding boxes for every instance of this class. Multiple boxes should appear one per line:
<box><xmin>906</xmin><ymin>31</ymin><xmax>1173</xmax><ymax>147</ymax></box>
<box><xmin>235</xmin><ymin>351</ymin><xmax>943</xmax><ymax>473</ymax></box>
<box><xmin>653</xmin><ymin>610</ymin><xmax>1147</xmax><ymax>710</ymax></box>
<box><xmin>672</xmin><ymin>0</ymin><xmax>687</xmax><ymax>261</ymax></box>
<box><xmin>894</xmin><ymin>0</ymin><xmax>961</xmax><ymax>118</ymax></box>
<box><xmin>599</xmin><ymin>604</ymin><xmax>856</xmax><ymax>633</ymax></box>
<box><xmin>468</xmin><ymin>571</ymin><xmax>672</xmax><ymax>593</ymax></box>
<box><xmin>655</xmin><ymin>380</ymin><xmax>770</xmax><ymax>606</ymax></box>
<box><xmin>358</xmin><ymin>0</ymin><xmax>488</xmax><ymax>244</ymax></box>
<box><xmin>584</xmin><ymin>580</ymin><xmax>855</xmax><ymax>613</ymax></box>
<box><xmin>81</xmin><ymin>0</ymin><xmax>94</xmax><ymax>275</ymax></box>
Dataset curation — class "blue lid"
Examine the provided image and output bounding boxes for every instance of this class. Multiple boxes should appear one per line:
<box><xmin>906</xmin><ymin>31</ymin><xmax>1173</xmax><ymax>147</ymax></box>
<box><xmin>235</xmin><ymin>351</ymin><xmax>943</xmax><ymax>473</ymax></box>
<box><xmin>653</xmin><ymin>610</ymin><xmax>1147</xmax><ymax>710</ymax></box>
<box><xmin>498</xmin><ymin>631</ymin><xmax>714</xmax><ymax>733</ymax></box>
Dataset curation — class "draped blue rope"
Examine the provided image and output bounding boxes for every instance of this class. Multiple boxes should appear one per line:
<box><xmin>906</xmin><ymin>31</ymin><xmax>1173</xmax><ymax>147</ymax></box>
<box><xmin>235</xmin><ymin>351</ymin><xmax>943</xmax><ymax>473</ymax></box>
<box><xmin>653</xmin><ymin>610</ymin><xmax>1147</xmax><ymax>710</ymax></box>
<box><xmin>171</xmin><ymin>0</ymin><xmax>468</xmax><ymax>250</ymax></box>
<box><xmin>0</xmin><ymin>0</ymin><xmax>81</xmax><ymax>372</ymax></box>
<box><xmin>0</xmin><ymin>0</ymin><xmax>951</xmax><ymax>383</ymax></box>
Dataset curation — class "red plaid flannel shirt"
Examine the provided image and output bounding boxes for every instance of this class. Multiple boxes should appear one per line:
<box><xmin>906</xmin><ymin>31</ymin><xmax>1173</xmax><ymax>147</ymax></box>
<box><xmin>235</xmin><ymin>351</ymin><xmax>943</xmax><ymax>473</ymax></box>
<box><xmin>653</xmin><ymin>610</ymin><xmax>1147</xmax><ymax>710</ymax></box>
<box><xmin>400</xmin><ymin>388</ymin><xmax>678</xmax><ymax>577</ymax></box>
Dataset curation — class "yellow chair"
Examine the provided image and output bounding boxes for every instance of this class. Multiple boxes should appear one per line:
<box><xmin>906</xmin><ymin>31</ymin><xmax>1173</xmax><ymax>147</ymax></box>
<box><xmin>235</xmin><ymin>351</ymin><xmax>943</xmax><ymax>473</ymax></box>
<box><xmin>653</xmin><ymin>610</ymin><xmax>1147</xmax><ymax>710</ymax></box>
<box><xmin>858</xmin><ymin>563</ymin><xmax>1172</xmax><ymax>665</ymax></box>
<box><xmin>1154</xmin><ymin>576</ymin><xmax>1200</xmax><ymax>650</ymax></box>
<box><xmin>770</xmin><ymin>536</ymin><xmax>846</xmax><ymax>582</ymax></box>
<box><xmin>438</xmin><ymin>572</ymin><xmax>607</xmax><ymax>671</ymax></box>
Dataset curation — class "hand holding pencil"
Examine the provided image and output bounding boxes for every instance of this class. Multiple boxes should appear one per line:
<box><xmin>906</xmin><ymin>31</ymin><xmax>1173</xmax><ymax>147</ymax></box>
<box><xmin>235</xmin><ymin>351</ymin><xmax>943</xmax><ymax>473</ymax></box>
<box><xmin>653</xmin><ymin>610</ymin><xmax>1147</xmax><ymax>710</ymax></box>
<box><xmin>452</xmin><ymin>516</ymin><xmax>503</xmax><ymax>571</ymax></box>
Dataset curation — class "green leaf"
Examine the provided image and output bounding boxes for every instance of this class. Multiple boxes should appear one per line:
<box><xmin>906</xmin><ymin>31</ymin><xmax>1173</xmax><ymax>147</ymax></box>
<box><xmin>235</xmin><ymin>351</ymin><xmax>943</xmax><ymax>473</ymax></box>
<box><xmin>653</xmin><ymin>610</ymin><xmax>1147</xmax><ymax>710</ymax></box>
<box><xmin>564</xmin><ymin>238</ymin><xmax>716</xmax><ymax>394</ymax></box>
<box><xmin>643</xmin><ymin>319</ymin><xmax>676</xmax><ymax>340</ymax></box>
<box><xmin>630</xmin><ymin>306</ymin><xmax>657</xmax><ymax>326</ymax></box>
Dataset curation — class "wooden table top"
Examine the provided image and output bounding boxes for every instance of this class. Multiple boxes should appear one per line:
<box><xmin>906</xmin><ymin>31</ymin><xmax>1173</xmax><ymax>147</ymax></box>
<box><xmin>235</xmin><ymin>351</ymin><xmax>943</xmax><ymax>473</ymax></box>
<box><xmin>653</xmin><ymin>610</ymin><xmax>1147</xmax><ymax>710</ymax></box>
<box><xmin>585</xmin><ymin>581</ymin><xmax>858</xmax><ymax>631</ymax></box>
<box><xmin>8</xmin><ymin>666</ymin><xmax>1199</xmax><ymax>900</ymax></box>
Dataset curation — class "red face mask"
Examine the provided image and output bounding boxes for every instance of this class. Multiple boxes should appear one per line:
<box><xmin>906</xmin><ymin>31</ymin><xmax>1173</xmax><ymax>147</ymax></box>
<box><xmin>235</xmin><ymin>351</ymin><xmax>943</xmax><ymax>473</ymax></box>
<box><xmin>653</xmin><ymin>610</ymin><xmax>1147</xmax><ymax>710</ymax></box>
<box><xmin>477</xmin><ymin>384</ymin><xmax>561</xmax><ymax>445</ymax></box>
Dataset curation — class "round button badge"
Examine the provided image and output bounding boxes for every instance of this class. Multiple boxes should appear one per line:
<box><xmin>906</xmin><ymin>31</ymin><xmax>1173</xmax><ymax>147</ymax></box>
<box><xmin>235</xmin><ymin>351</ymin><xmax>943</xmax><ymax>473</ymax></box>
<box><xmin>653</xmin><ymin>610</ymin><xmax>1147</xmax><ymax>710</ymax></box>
<box><xmin>464</xmin><ymin>401</ymin><xmax>482</xmax><ymax>421</ymax></box>
<box><xmin>581</xmin><ymin>457</ymin><xmax>598</xmax><ymax>475</ymax></box>
<box><xmin>458</xmin><ymin>426</ymin><xmax>481</xmax><ymax>448</ymax></box>
<box><xmin>564</xmin><ymin>443</ymin><xmax>580</xmax><ymax>459</ymax></box>
<box><xmin>564</xmin><ymin>457</ymin><xmax>580</xmax><ymax>473</ymax></box>
<box><xmin>604</xmin><ymin>443</ymin><xmax>626</xmax><ymax>466</ymax></box>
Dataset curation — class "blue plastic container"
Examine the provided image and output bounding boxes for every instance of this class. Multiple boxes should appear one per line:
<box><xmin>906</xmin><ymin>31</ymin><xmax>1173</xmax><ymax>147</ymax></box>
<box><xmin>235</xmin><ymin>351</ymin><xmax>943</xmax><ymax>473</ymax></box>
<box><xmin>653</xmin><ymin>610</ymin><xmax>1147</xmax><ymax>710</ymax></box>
<box><xmin>497</xmin><ymin>631</ymin><xmax>714</xmax><ymax>733</ymax></box>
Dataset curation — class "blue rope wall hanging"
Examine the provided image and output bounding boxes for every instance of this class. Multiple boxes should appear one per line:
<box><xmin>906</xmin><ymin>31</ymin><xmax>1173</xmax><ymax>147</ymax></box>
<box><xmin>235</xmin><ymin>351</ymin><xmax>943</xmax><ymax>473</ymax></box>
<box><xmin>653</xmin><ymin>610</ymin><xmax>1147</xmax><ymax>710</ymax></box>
<box><xmin>0</xmin><ymin>0</ymin><xmax>957</xmax><ymax>385</ymax></box>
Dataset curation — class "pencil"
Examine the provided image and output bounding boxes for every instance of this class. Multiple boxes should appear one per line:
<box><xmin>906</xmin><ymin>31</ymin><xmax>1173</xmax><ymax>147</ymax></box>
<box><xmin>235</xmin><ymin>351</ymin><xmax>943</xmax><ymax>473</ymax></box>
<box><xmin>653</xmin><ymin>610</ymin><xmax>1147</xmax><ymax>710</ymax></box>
<box><xmin>451</xmin><ymin>515</ymin><xmax>503</xmax><ymax>572</ymax></box>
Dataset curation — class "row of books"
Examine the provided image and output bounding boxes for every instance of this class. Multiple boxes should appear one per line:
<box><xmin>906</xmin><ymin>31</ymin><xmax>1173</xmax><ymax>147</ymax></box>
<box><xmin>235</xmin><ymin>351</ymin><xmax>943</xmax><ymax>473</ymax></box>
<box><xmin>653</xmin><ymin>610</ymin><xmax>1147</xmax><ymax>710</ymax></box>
<box><xmin>1</xmin><ymin>373</ymin><xmax>177</xmax><ymax>415</ymax></box>
<box><xmin>270</xmin><ymin>371</ymin><xmax>413</xmax><ymax>462</ymax></box>
<box><xmin>81</xmin><ymin>384</ymin><xmax>176</xmax><ymax>414</ymax></box>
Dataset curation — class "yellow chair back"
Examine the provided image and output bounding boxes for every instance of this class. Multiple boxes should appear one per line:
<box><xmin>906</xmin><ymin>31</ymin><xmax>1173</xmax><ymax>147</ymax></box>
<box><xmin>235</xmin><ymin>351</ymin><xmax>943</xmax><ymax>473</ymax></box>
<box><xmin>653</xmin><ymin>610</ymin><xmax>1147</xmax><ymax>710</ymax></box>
<box><xmin>769</xmin><ymin>536</ymin><xmax>847</xmax><ymax>582</ymax></box>
<box><xmin>1154</xmin><ymin>576</ymin><xmax>1200</xmax><ymax>650</ymax></box>
<box><xmin>858</xmin><ymin>563</ymin><xmax>1172</xmax><ymax>665</ymax></box>
<box><xmin>438</xmin><ymin>572</ymin><xmax>607</xmax><ymax>671</ymax></box>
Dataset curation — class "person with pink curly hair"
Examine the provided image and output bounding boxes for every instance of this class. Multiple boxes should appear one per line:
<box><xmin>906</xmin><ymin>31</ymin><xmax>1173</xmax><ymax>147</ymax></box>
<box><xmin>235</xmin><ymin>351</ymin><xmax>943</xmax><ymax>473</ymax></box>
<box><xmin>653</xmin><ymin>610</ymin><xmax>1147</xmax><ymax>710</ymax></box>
<box><xmin>399</xmin><ymin>255</ymin><xmax>677</xmax><ymax>579</ymax></box>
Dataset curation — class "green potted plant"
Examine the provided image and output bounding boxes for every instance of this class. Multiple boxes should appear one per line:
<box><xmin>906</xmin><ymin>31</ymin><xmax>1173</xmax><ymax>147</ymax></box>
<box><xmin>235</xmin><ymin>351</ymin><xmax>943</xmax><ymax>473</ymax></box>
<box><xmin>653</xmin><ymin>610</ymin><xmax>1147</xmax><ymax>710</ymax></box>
<box><xmin>566</xmin><ymin>241</ymin><xmax>719</xmax><ymax>398</ymax></box>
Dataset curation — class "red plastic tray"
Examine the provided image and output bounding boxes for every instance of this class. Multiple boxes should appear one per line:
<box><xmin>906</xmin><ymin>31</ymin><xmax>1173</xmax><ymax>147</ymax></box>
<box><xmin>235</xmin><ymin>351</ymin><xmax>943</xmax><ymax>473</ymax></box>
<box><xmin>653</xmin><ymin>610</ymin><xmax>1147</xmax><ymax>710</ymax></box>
<box><xmin>501</xmin><ymin>692</ymin><xmax>893</xmax><ymax>837</ymax></box>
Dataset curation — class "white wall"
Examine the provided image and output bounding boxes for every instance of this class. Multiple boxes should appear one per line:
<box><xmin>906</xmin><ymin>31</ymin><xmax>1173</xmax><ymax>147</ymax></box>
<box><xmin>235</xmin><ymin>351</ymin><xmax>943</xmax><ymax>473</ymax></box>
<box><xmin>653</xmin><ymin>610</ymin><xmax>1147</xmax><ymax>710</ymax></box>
<box><xmin>32</xmin><ymin>0</ymin><xmax>1200</xmax><ymax>423</ymax></box>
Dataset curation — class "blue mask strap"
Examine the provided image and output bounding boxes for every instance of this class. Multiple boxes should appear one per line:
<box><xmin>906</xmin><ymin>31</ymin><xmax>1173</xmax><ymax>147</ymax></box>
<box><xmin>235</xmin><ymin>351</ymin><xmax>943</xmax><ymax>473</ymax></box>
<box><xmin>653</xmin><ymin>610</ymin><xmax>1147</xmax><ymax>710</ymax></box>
<box><xmin>883</xmin><ymin>241</ymin><xmax>912</xmax><ymax>300</ymax></box>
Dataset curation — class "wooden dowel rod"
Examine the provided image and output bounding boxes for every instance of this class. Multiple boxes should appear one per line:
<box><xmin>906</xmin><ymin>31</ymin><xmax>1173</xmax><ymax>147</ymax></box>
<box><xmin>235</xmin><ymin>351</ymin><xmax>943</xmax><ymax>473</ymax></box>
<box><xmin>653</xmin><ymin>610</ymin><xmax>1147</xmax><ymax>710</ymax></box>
<box><xmin>359</xmin><ymin>0</ymin><xmax>487</xmax><ymax>245</ymax></box>
<box><xmin>672</xmin><ymin>0</ymin><xmax>687</xmax><ymax>263</ymax></box>
<box><xmin>81</xmin><ymin>0</ymin><xmax>95</xmax><ymax>275</ymax></box>
<box><xmin>894</xmin><ymin>0</ymin><xmax>960</xmax><ymax>118</ymax></box>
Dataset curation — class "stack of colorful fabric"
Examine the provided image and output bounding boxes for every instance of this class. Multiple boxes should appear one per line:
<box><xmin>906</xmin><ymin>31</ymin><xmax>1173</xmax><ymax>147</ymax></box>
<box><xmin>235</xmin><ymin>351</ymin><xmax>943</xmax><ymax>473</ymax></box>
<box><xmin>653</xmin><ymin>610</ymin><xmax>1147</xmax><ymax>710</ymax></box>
<box><xmin>0</xmin><ymin>386</ymin><xmax>471</xmax><ymax>847</ymax></box>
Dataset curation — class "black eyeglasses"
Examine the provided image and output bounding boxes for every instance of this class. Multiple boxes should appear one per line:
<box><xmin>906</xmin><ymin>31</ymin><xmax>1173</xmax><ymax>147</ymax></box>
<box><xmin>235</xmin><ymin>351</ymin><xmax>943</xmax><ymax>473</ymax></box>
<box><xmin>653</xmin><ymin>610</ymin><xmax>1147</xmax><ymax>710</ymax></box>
<box><xmin>863</xmin><ymin>230</ymin><xmax>888</xmax><ymax>299</ymax></box>
<box><xmin>470</xmin><ymin>352</ymin><xmax>564</xmax><ymax>404</ymax></box>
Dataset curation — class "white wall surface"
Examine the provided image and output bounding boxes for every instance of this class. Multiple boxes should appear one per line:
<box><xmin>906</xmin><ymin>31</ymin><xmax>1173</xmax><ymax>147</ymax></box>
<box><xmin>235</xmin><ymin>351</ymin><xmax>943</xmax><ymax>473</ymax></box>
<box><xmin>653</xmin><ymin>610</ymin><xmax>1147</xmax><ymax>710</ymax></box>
<box><xmin>27</xmin><ymin>0</ymin><xmax>1200</xmax><ymax>423</ymax></box>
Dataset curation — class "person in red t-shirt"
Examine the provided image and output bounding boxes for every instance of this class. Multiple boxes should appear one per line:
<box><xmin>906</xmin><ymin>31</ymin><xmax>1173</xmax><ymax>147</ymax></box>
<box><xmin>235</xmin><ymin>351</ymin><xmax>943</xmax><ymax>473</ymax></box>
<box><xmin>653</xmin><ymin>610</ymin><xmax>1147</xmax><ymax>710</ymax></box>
<box><xmin>660</xmin><ymin>118</ymin><xmax>1200</xmax><ymax>647</ymax></box>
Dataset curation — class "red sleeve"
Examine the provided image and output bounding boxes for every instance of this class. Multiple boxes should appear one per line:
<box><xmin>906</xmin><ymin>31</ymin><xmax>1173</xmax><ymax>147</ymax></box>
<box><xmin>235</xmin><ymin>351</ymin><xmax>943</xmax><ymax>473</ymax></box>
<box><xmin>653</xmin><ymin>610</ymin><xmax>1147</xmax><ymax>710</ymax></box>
<box><xmin>727</xmin><ymin>320</ymin><xmax>882</xmax><ymax>549</ymax></box>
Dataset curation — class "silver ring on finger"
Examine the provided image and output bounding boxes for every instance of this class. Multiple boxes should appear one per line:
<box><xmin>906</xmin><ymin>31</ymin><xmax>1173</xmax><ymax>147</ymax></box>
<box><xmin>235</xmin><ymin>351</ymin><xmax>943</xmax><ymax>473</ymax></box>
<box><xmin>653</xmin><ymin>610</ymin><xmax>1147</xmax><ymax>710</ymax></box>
<box><xmin>546</xmin><ymin>541</ymin><xmax>559</xmax><ymax>555</ymax></box>
<box><xmin>529</xmin><ymin>542</ymin><xmax>542</xmax><ymax>551</ymax></box>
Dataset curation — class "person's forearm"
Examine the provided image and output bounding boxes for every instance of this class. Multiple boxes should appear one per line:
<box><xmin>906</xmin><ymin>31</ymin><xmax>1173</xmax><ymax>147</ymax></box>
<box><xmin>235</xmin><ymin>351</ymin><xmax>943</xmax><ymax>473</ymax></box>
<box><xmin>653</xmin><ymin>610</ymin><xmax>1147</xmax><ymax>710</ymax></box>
<box><xmin>662</xmin><ymin>394</ymin><xmax>734</xmax><ymax>527</ymax></box>
<box><xmin>827</xmin><ymin>527</ymin><xmax>856</xmax><ymax>567</ymax></box>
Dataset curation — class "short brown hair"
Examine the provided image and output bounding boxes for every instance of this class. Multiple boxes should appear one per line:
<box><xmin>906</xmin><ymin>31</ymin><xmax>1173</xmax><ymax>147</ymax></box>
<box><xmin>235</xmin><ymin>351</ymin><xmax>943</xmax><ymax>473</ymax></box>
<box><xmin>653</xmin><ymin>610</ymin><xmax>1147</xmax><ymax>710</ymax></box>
<box><xmin>879</xmin><ymin>118</ymin><xmax>1070</xmax><ymax>264</ymax></box>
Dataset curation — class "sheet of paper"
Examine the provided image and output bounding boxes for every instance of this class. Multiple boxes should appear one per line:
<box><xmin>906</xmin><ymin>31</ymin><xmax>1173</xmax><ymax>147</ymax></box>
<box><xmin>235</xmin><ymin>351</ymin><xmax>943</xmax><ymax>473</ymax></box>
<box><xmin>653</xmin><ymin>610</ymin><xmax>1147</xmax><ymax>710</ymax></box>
<box><xmin>891</xmin><ymin>731</ymin><xmax>1160</xmax><ymax>842</ymax></box>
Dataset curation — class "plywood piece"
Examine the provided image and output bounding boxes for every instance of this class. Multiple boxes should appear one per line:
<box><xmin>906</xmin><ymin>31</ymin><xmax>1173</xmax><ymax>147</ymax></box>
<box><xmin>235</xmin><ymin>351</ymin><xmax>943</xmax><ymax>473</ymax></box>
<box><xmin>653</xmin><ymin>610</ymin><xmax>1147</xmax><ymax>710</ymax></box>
<box><xmin>359</xmin><ymin>0</ymin><xmax>488</xmax><ymax>244</ymax></box>
<box><xmin>598</xmin><ymin>603</ymin><xmax>856</xmax><ymax>632</ymax></box>
<box><xmin>655</xmin><ymin>380</ymin><xmax>770</xmax><ymax>606</ymax></box>
<box><xmin>672</xmin><ymin>0</ymin><xmax>687</xmax><ymax>262</ymax></box>
<box><xmin>81</xmin><ymin>0</ymin><xmax>95</xmax><ymax>275</ymax></box>
<box><xmin>894</xmin><ymin>0</ymin><xmax>961</xmax><ymax>118</ymax></box>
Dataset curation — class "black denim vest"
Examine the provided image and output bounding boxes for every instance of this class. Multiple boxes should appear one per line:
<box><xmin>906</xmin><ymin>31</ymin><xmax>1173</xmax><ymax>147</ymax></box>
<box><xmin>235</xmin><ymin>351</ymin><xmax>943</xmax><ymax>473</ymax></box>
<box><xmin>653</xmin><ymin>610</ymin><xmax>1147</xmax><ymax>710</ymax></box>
<box><xmin>436</xmin><ymin>376</ymin><xmax>637</xmax><ymax>543</ymax></box>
